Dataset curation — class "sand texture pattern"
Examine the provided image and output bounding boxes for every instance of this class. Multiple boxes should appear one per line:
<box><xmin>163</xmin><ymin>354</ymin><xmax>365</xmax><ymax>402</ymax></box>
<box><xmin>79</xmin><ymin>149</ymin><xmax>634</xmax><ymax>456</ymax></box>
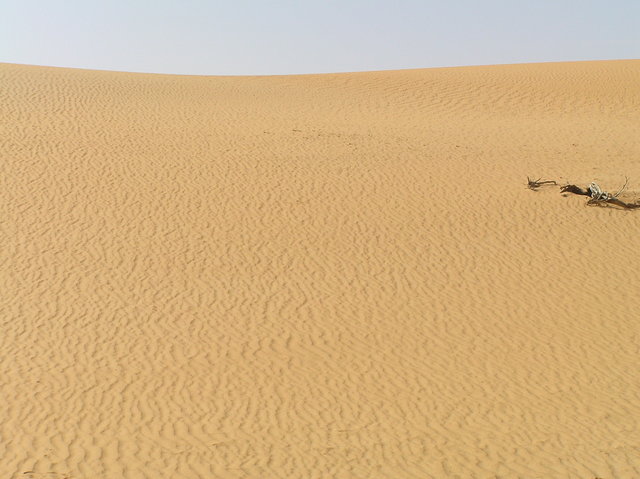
<box><xmin>2</xmin><ymin>60</ymin><xmax>640</xmax><ymax>478</ymax></box>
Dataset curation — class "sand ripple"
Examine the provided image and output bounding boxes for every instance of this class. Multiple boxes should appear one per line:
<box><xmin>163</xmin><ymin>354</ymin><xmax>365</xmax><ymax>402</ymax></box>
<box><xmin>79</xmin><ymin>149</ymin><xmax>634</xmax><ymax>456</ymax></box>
<box><xmin>2</xmin><ymin>60</ymin><xmax>640</xmax><ymax>478</ymax></box>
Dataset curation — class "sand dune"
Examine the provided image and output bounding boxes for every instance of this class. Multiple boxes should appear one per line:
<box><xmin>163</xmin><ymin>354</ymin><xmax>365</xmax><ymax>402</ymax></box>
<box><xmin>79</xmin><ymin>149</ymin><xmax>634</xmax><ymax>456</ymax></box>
<box><xmin>2</xmin><ymin>60</ymin><xmax>640</xmax><ymax>478</ymax></box>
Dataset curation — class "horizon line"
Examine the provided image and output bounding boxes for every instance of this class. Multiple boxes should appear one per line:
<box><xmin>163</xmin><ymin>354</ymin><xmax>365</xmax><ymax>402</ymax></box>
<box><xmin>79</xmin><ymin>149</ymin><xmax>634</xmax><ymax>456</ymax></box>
<box><xmin>2</xmin><ymin>58</ymin><xmax>638</xmax><ymax>78</ymax></box>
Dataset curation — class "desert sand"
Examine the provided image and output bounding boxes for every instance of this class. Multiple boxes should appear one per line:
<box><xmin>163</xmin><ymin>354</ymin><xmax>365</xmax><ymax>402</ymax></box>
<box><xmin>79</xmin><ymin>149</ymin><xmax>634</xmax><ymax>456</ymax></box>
<box><xmin>2</xmin><ymin>60</ymin><xmax>640</xmax><ymax>478</ymax></box>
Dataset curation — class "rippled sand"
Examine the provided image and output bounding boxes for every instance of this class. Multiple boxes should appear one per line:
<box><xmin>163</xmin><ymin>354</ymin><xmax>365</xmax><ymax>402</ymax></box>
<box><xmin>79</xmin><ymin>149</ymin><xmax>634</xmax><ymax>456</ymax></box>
<box><xmin>2</xmin><ymin>60</ymin><xmax>640</xmax><ymax>478</ymax></box>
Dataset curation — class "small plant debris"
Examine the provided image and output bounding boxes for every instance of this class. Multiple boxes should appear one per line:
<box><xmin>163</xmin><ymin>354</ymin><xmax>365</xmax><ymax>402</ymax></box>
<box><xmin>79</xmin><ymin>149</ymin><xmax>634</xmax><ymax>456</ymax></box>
<box><xmin>530</xmin><ymin>176</ymin><xmax>640</xmax><ymax>210</ymax></box>
<box><xmin>527</xmin><ymin>177</ymin><xmax>557</xmax><ymax>190</ymax></box>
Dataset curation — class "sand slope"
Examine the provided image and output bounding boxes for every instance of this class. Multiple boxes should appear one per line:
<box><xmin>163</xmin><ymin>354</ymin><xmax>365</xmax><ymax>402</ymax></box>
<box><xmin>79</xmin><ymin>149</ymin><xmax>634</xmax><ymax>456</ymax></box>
<box><xmin>2</xmin><ymin>60</ymin><xmax>640</xmax><ymax>478</ymax></box>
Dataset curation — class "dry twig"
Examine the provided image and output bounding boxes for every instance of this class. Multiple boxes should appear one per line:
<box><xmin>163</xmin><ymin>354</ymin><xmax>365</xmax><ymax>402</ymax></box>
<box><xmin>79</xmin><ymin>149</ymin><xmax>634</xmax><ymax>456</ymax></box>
<box><xmin>530</xmin><ymin>175</ymin><xmax>640</xmax><ymax>210</ymax></box>
<box><xmin>560</xmin><ymin>184</ymin><xmax>589</xmax><ymax>196</ymax></box>
<box><xmin>586</xmin><ymin>196</ymin><xmax>640</xmax><ymax>209</ymax></box>
<box><xmin>613</xmin><ymin>176</ymin><xmax>630</xmax><ymax>198</ymax></box>
<box><xmin>527</xmin><ymin>177</ymin><xmax>557</xmax><ymax>190</ymax></box>
<box><xmin>557</xmin><ymin>177</ymin><xmax>640</xmax><ymax>210</ymax></box>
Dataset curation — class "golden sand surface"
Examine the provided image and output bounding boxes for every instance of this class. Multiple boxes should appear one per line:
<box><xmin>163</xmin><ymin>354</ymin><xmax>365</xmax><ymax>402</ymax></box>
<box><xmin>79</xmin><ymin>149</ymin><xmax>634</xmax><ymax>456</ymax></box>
<box><xmin>2</xmin><ymin>60</ymin><xmax>640</xmax><ymax>478</ymax></box>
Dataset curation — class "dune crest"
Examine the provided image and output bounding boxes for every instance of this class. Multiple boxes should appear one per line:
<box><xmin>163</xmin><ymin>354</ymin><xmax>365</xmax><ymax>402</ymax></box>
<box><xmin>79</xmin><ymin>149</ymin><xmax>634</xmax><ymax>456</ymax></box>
<box><xmin>2</xmin><ymin>60</ymin><xmax>640</xmax><ymax>478</ymax></box>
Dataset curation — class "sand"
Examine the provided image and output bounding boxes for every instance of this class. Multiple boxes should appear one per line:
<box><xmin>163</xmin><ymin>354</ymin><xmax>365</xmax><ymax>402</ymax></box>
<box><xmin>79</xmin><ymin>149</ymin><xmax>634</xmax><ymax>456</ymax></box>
<box><xmin>2</xmin><ymin>60</ymin><xmax>640</xmax><ymax>478</ymax></box>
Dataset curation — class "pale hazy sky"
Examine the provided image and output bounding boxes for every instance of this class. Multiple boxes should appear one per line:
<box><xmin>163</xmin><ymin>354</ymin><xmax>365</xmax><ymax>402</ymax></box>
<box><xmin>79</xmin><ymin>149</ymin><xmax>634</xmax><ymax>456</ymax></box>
<box><xmin>1</xmin><ymin>0</ymin><xmax>638</xmax><ymax>75</ymax></box>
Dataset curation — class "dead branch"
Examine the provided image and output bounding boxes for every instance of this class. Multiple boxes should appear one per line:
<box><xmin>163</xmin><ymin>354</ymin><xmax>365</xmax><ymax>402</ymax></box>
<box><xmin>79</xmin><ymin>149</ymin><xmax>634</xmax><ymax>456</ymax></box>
<box><xmin>588</xmin><ymin>182</ymin><xmax>610</xmax><ymax>201</ymax></box>
<box><xmin>560</xmin><ymin>184</ymin><xmax>589</xmax><ymax>196</ymax></box>
<box><xmin>527</xmin><ymin>177</ymin><xmax>557</xmax><ymax>190</ymax></box>
<box><xmin>532</xmin><ymin>176</ymin><xmax>640</xmax><ymax>210</ymax></box>
<box><xmin>613</xmin><ymin>176</ymin><xmax>629</xmax><ymax>198</ymax></box>
<box><xmin>558</xmin><ymin>177</ymin><xmax>640</xmax><ymax>210</ymax></box>
<box><xmin>587</xmin><ymin>197</ymin><xmax>640</xmax><ymax>209</ymax></box>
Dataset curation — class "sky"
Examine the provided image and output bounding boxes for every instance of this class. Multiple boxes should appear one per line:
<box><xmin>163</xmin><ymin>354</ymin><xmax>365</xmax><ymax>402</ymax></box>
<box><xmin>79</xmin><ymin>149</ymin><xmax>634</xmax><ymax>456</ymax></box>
<box><xmin>1</xmin><ymin>0</ymin><xmax>638</xmax><ymax>75</ymax></box>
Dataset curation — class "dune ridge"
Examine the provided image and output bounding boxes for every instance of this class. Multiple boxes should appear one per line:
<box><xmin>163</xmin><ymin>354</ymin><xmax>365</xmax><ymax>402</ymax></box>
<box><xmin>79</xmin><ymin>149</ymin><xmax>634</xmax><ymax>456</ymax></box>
<box><xmin>2</xmin><ymin>60</ymin><xmax>640</xmax><ymax>478</ymax></box>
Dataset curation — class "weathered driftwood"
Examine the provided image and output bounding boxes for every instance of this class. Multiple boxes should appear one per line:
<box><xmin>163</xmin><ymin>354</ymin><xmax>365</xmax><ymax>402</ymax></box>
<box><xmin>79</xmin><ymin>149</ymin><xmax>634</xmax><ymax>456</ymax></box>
<box><xmin>529</xmin><ymin>175</ymin><xmax>640</xmax><ymax>210</ymax></box>
<box><xmin>588</xmin><ymin>182</ymin><xmax>610</xmax><ymax>201</ymax></box>
<box><xmin>559</xmin><ymin>177</ymin><xmax>640</xmax><ymax>209</ymax></box>
<box><xmin>586</xmin><ymin>196</ymin><xmax>640</xmax><ymax>209</ymax></box>
<box><xmin>527</xmin><ymin>177</ymin><xmax>557</xmax><ymax>190</ymax></box>
<box><xmin>559</xmin><ymin>184</ymin><xmax>589</xmax><ymax>196</ymax></box>
<box><xmin>612</xmin><ymin>176</ymin><xmax>630</xmax><ymax>198</ymax></box>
